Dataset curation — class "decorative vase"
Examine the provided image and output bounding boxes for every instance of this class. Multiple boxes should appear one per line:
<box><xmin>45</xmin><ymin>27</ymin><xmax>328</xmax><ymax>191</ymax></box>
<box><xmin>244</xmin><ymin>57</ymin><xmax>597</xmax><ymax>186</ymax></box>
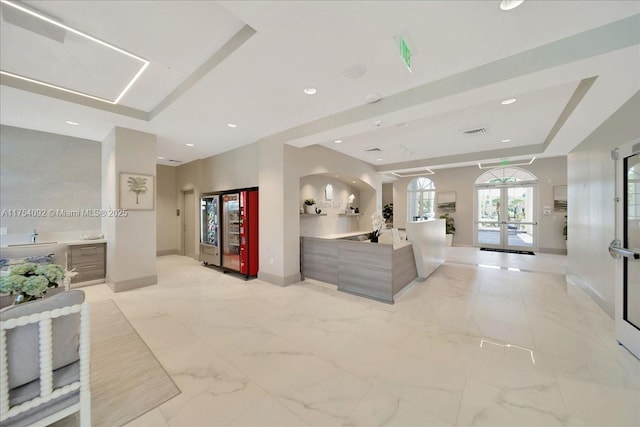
<box><xmin>305</xmin><ymin>204</ymin><xmax>315</xmax><ymax>214</ymax></box>
<box><xmin>370</xmin><ymin>233</ymin><xmax>379</xmax><ymax>243</ymax></box>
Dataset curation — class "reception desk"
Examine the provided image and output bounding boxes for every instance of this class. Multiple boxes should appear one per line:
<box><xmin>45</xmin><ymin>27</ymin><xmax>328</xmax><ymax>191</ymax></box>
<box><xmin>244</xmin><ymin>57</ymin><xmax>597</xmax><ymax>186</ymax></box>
<box><xmin>301</xmin><ymin>235</ymin><xmax>417</xmax><ymax>303</ymax></box>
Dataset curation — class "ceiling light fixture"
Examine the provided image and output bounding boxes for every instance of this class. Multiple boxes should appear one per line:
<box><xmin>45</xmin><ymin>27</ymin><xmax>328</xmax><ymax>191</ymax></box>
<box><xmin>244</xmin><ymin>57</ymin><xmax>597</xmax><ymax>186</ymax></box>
<box><xmin>65</xmin><ymin>120</ymin><xmax>79</xmax><ymax>126</ymax></box>
<box><xmin>352</xmin><ymin>181</ymin><xmax>356</xmax><ymax>184</ymax></box>
<box><xmin>157</xmin><ymin>156</ymin><xmax>165</xmax><ymax>160</ymax></box>
<box><xmin>500</xmin><ymin>0</ymin><xmax>525</xmax><ymax>11</ymax></box>
<box><xmin>391</xmin><ymin>168</ymin><xmax>435</xmax><ymax>177</ymax></box>
<box><xmin>186</xmin><ymin>143</ymin><xmax>194</xmax><ymax>147</ymax></box>
<box><xmin>501</xmin><ymin>98</ymin><xmax>517</xmax><ymax>105</ymax></box>
<box><xmin>501</xmin><ymin>138</ymin><xmax>512</xmax><ymax>143</ymax></box>
<box><xmin>333</xmin><ymin>139</ymin><xmax>342</xmax><ymax>144</ymax></box>
<box><xmin>478</xmin><ymin>157</ymin><xmax>535</xmax><ymax>169</ymax></box>
<box><xmin>0</xmin><ymin>0</ymin><xmax>149</xmax><ymax>105</ymax></box>
<box><xmin>376</xmin><ymin>158</ymin><xmax>383</xmax><ymax>162</ymax></box>
<box><xmin>227</xmin><ymin>123</ymin><xmax>238</xmax><ymax>128</ymax></box>
<box><xmin>303</xmin><ymin>87</ymin><xmax>317</xmax><ymax>95</ymax></box>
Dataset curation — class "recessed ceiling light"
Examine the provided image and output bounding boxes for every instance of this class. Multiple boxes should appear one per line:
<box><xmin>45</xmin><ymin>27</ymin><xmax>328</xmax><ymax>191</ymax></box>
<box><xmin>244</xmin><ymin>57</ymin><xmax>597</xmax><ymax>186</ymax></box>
<box><xmin>65</xmin><ymin>120</ymin><xmax>79</xmax><ymax>126</ymax></box>
<box><xmin>352</xmin><ymin>181</ymin><xmax>356</xmax><ymax>184</ymax></box>
<box><xmin>333</xmin><ymin>139</ymin><xmax>342</xmax><ymax>144</ymax></box>
<box><xmin>501</xmin><ymin>98</ymin><xmax>517</xmax><ymax>105</ymax></box>
<box><xmin>303</xmin><ymin>87</ymin><xmax>317</xmax><ymax>95</ymax></box>
<box><xmin>376</xmin><ymin>158</ymin><xmax>383</xmax><ymax>162</ymax></box>
<box><xmin>227</xmin><ymin>123</ymin><xmax>238</xmax><ymax>128</ymax></box>
<box><xmin>157</xmin><ymin>156</ymin><xmax>165</xmax><ymax>160</ymax></box>
<box><xmin>186</xmin><ymin>143</ymin><xmax>194</xmax><ymax>147</ymax></box>
<box><xmin>501</xmin><ymin>138</ymin><xmax>512</xmax><ymax>143</ymax></box>
<box><xmin>335</xmin><ymin>175</ymin><xmax>340</xmax><ymax>177</ymax></box>
<box><xmin>500</xmin><ymin>0</ymin><xmax>525</xmax><ymax>11</ymax></box>
<box><xmin>0</xmin><ymin>0</ymin><xmax>149</xmax><ymax>105</ymax></box>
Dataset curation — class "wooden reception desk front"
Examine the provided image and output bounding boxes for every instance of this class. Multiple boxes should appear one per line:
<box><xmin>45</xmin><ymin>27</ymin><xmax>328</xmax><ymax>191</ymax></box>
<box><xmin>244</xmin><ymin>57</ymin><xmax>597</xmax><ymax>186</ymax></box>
<box><xmin>300</xmin><ymin>220</ymin><xmax>445</xmax><ymax>303</ymax></box>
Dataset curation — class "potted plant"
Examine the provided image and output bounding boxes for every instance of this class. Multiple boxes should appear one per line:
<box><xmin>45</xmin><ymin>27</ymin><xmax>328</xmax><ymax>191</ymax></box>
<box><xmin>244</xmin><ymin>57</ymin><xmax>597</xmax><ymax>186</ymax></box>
<box><xmin>383</xmin><ymin>203</ymin><xmax>393</xmax><ymax>225</ymax></box>
<box><xmin>304</xmin><ymin>198</ymin><xmax>316</xmax><ymax>214</ymax></box>
<box><xmin>439</xmin><ymin>213</ymin><xmax>455</xmax><ymax>246</ymax></box>
<box><xmin>0</xmin><ymin>263</ymin><xmax>76</xmax><ymax>305</ymax></box>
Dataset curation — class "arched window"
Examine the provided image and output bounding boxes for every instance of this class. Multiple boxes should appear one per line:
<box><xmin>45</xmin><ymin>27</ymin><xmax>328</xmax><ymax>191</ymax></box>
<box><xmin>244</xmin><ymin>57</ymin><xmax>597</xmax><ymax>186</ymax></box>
<box><xmin>408</xmin><ymin>177</ymin><xmax>435</xmax><ymax>221</ymax></box>
<box><xmin>476</xmin><ymin>167</ymin><xmax>537</xmax><ymax>185</ymax></box>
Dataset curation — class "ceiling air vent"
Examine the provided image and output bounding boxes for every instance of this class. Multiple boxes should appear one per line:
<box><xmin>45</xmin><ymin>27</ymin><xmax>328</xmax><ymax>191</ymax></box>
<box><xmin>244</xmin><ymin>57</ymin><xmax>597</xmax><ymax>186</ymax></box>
<box><xmin>462</xmin><ymin>127</ymin><xmax>487</xmax><ymax>136</ymax></box>
<box><xmin>168</xmin><ymin>159</ymin><xmax>183</xmax><ymax>163</ymax></box>
<box><xmin>365</xmin><ymin>147</ymin><xmax>382</xmax><ymax>152</ymax></box>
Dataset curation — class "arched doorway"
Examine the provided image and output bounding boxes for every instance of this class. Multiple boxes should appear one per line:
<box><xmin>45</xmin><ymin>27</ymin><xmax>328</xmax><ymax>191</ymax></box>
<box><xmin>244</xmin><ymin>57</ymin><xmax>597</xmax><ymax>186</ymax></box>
<box><xmin>474</xmin><ymin>167</ymin><xmax>538</xmax><ymax>251</ymax></box>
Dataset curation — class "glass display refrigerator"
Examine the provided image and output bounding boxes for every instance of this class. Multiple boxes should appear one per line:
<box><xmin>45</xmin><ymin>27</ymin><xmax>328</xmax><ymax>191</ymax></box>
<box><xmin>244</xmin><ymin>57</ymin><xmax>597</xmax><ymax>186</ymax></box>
<box><xmin>199</xmin><ymin>194</ymin><xmax>220</xmax><ymax>266</ymax></box>
<box><xmin>221</xmin><ymin>193</ymin><xmax>241</xmax><ymax>271</ymax></box>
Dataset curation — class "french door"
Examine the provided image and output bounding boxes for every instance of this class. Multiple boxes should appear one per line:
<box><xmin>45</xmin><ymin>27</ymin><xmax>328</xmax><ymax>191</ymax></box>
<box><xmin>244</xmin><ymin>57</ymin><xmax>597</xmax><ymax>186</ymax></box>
<box><xmin>610</xmin><ymin>141</ymin><xmax>640</xmax><ymax>358</ymax></box>
<box><xmin>476</xmin><ymin>184</ymin><xmax>537</xmax><ymax>251</ymax></box>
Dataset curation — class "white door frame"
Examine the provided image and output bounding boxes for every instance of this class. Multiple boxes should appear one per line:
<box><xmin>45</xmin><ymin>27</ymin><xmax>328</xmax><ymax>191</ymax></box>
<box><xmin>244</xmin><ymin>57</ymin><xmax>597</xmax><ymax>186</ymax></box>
<box><xmin>474</xmin><ymin>182</ymin><xmax>538</xmax><ymax>252</ymax></box>
<box><xmin>611</xmin><ymin>140</ymin><xmax>640</xmax><ymax>359</ymax></box>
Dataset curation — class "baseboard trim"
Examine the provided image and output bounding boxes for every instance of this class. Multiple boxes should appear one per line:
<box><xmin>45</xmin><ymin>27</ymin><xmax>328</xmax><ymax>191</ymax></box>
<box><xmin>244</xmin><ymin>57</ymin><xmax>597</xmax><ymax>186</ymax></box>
<box><xmin>538</xmin><ymin>247</ymin><xmax>567</xmax><ymax>255</ymax></box>
<box><xmin>258</xmin><ymin>271</ymin><xmax>301</xmax><ymax>287</ymax></box>
<box><xmin>566</xmin><ymin>274</ymin><xmax>613</xmax><ymax>318</ymax></box>
<box><xmin>108</xmin><ymin>275</ymin><xmax>158</xmax><ymax>293</ymax></box>
<box><xmin>157</xmin><ymin>249</ymin><xmax>178</xmax><ymax>256</ymax></box>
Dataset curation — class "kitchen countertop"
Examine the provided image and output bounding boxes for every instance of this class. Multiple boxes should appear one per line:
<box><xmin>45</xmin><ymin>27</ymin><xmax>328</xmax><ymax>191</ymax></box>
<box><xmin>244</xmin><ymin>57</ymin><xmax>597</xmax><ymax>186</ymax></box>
<box><xmin>2</xmin><ymin>239</ymin><xmax>106</xmax><ymax>248</ymax></box>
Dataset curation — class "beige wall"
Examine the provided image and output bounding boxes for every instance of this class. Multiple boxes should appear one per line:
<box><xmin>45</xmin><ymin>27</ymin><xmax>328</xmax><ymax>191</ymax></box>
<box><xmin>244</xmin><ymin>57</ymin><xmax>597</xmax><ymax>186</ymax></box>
<box><xmin>392</xmin><ymin>156</ymin><xmax>567</xmax><ymax>253</ymax></box>
<box><xmin>172</xmin><ymin>142</ymin><xmax>259</xmax><ymax>259</ymax></box>
<box><xmin>0</xmin><ymin>125</ymin><xmax>101</xmax><ymax>245</ymax></box>
<box><xmin>102</xmin><ymin>127</ymin><xmax>157</xmax><ymax>291</ymax></box>
<box><xmin>567</xmin><ymin>91</ymin><xmax>640</xmax><ymax>317</ymax></box>
<box><xmin>156</xmin><ymin>165</ymin><xmax>178</xmax><ymax>255</ymax></box>
<box><xmin>299</xmin><ymin>175</ymin><xmax>363</xmax><ymax>237</ymax></box>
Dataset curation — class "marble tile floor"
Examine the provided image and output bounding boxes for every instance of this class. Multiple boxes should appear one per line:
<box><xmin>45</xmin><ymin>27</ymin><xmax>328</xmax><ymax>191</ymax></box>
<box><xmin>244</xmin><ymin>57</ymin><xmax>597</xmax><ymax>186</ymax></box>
<box><xmin>77</xmin><ymin>248</ymin><xmax>638</xmax><ymax>427</ymax></box>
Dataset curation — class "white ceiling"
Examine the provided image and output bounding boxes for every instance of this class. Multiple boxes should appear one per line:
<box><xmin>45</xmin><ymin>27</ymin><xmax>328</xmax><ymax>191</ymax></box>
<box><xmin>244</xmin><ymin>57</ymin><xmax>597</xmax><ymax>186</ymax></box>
<box><xmin>1</xmin><ymin>0</ymin><xmax>639</xmax><ymax>173</ymax></box>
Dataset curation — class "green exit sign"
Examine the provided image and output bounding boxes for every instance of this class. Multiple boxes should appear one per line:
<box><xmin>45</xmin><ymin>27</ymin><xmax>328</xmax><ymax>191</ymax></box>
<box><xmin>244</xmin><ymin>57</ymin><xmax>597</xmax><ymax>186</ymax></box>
<box><xmin>500</xmin><ymin>160</ymin><xmax>510</xmax><ymax>166</ymax></box>
<box><xmin>399</xmin><ymin>37</ymin><xmax>411</xmax><ymax>72</ymax></box>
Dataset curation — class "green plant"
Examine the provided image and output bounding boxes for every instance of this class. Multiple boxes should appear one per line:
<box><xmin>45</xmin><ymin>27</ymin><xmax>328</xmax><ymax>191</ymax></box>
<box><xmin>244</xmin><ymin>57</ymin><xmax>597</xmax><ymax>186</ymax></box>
<box><xmin>304</xmin><ymin>198</ymin><xmax>315</xmax><ymax>206</ymax></box>
<box><xmin>439</xmin><ymin>213</ymin><xmax>456</xmax><ymax>235</ymax></box>
<box><xmin>383</xmin><ymin>203</ymin><xmax>393</xmax><ymax>221</ymax></box>
<box><xmin>0</xmin><ymin>263</ymin><xmax>74</xmax><ymax>302</ymax></box>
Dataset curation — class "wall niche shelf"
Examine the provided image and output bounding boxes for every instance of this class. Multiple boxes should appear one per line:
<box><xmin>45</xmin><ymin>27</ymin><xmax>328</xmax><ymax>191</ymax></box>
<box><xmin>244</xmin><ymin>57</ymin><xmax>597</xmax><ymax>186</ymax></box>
<box><xmin>300</xmin><ymin>213</ymin><xmax>327</xmax><ymax>216</ymax></box>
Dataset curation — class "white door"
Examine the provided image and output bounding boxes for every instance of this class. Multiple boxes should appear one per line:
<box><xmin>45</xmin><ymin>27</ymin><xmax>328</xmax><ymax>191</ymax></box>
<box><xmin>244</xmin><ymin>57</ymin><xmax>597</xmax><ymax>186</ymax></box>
<box><xmin>610</xmin><ymin>141</ymin><xmax>640</xmax><ymax>358</ymax></box>
<box><xmin>183</xmin><ymin>190</ymin><xmax>195</xmax><ymax>258</ymax></box>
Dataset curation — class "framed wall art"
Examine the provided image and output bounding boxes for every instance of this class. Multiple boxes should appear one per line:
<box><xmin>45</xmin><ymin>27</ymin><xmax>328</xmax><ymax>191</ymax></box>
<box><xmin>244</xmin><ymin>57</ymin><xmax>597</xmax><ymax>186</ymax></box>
<box><xmin>120</xmin><ymin>172</ymin><xmax>155</xmax><ymax>210</ymax></box>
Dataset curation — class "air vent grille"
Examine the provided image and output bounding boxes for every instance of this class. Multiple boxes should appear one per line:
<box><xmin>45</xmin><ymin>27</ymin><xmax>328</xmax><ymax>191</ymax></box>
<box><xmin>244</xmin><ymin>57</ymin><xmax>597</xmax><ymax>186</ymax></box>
<box><xmin>365</xmin><ymin>147</ymin><xmax>382</xmax><ymax>152</ymax></box>
<box><xmin>462</xmin><ymin>127</ymin><xmax>487</xmax><ymax>136</ymax></box>
<box><xmin>168</xmin><ymin>159</ymin><xmax>183</xmax><ymax>163</ymax></box>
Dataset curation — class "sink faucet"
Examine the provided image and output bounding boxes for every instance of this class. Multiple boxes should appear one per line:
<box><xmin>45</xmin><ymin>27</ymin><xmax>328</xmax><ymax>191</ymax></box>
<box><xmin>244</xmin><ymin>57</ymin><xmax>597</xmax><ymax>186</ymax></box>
<box><xmin>31</xmin><ymin>229</ymin><xmax>38</xmax><ymax>243</ymax></box>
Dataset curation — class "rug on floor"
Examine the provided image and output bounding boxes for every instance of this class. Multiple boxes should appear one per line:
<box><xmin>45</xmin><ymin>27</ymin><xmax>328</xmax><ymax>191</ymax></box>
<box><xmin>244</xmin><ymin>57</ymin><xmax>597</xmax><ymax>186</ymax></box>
<box><xmin>54</xmin><ymin>299</ymin><xmax>180</xmax><ymax>427</ymax></box>
<box><xmin>479</xmin><ymin>247</ymin><xmax>535</xmax><ymax>255</ymax></box>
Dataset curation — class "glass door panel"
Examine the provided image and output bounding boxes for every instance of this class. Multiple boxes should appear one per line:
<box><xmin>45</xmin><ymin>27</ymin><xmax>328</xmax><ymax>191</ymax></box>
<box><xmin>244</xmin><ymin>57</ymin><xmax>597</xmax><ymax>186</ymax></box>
<box><xmin>624</xmin><ymin>153</ymin><xmax>640</xmax><ymax>330</ymax></box>
<box><xmin>477</xmin><ymin>187</ymin><xmax>502</xmax><ymax>248</ymax></box>
<box><xmin>506</xmin><ymin>186</ymin><xmax>535</xmax><ymax>250</ymax></box>
<box><xmin>615</xmin><ymin>143</ymin><xmax>640</xmax><ymax>359</ymax></box>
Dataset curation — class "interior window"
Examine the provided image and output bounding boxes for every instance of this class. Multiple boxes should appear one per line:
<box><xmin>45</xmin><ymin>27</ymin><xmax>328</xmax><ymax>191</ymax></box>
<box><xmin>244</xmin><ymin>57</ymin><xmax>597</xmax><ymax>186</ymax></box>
<box><xmin>407</xmin><ymin>177</ymin><xmax>435</xmax><ymax>221</ymax></box>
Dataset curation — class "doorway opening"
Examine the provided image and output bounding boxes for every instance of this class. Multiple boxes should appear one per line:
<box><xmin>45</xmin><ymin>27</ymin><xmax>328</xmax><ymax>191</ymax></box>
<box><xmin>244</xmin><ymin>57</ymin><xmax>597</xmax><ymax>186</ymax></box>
<box><xmin>474</xmin><ymin>167</ymin><xmax>538</xmax><ymax>252</ymax></box>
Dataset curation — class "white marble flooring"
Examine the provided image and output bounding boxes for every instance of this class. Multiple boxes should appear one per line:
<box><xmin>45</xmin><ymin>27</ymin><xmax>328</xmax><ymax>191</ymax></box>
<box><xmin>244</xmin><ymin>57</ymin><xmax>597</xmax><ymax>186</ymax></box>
<box><xmin>80</xmin><ymin>248</ymin><xmax>639</xmax><ymax>427</ymax></box>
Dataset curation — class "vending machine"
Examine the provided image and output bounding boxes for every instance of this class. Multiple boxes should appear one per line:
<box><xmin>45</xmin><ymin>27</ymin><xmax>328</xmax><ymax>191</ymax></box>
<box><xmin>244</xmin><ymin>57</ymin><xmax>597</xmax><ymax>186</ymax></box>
<box><xmin>220</xmin><ymin>189</ymin><xmax>259</xmax><ymax>278</ymax></box>
<box><xmin>221</xmin><ymin>193</ymin><xmax>241</xmax><ymax>271</ymax></box>
<box><xmin>239</xmin><ymin>189</ymin><xmax>259</xmax><ymax>277</ymax></box>
<box><xmin>199</xmin><ymin>194</ymin><xmax>220</xmax><ymax>266</ymax></box>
